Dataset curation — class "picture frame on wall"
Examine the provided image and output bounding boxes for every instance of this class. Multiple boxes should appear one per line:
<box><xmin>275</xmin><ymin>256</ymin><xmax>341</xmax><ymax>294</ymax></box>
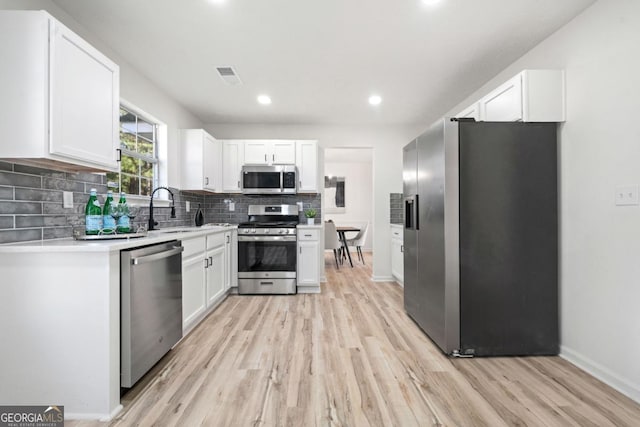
<box><xmin>324</xmin><ymin>176</ymin><xmax>345</xmax><ymax>213</ymax></box>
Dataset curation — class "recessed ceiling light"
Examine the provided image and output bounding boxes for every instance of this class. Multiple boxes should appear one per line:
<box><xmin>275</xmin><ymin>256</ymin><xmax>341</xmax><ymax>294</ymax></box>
<box><xmin>368</xmin><ymin>95</ymin><xmax>382</xmax><ymax>106</ymax></box>
<box><xmin>257</xmin><ymin>95</ymin><xmax>272</xmax><ymax>105</ymax></box>
<box><xmin>421</xmin><ymin>0</ymin><xmax>442</xmax><ymax>5</ymax></box>
<box><xmin>208</xmin><ymin>0</ymin><xmax>226</xmax><ymax>4</ymax></box>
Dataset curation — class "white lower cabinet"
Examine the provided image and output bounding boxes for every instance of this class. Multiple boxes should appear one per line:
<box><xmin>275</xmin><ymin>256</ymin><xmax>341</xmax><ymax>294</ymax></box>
<box><xmin>181</xmin><ymin>229</ymin><xmax>237</xmax><ymax>335</ymax></box>
<box><xmin>391</xmin><ymin>225</ymin><xmax>404</xmax><ymax>285</ymax></box>
<box><xmin>206</xmin><ymin>245</ymin><xmax>225</xmax><ymax>306</ymax></box>
<box><xmin>297</xmin><ymin>227</ymin><xmax>321</xmax><ymax>292</ymax></box>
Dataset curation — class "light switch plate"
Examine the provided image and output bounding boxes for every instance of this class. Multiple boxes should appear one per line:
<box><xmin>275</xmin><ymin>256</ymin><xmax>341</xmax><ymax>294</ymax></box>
<box><xmin>63</xmin><ymin>191</ymin><xmax>73</xmax><ymax>209</ymax></box>
<box><xmin>229</xmin><ymin>202</ymin><xmax>235</xmax><ymax>211</ymax></box>
<box><xmin>186</xmin><ymin>201</ymin><xmax>190</xmax><ymax>212</ymax></box>
<box><xmin>615</xmin><ymin>186</ymin><xmax>639</xmax><ymax>206</ymax></box>
<box><xmin>297</xmin><ymin>201</ymin><xmax>304</xmax><ymax>212</ymax></box>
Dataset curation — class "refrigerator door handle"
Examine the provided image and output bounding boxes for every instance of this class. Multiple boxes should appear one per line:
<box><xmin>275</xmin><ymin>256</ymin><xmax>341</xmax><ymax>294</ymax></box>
<box><xmin>404</xmin><ymin>195</ymin><xmax>419</xmax><ymax>230</ymax></box>
<box><xmin>414</xmin><ymin>194</ymin><xmax>419</xmax><ymax>230</ymax></box>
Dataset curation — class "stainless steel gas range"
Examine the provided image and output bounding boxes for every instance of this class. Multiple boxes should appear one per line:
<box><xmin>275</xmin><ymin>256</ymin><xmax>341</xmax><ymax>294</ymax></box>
<box><xmin>237</xmin><ymin>205</ymin><xmax>299</xmax><ymax>294</ymax></box>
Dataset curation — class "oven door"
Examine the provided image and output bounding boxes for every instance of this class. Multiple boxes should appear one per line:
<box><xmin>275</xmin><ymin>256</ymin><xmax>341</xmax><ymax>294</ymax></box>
<box><xmin>238</xmin><ymin>235</ymin><xmax>297</xmax><ymax>278</ymax></box>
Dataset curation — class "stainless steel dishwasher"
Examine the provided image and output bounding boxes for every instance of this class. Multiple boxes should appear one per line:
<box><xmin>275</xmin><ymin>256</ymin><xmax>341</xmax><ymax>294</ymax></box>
<box><xmin>120</xmin><ymin>240</ymin><xmax>184</xmax><ymax>388</ymax></box>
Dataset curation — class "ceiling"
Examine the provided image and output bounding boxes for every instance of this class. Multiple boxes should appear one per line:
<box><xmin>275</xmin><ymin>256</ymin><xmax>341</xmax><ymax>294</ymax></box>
<box><xmin>52</xmin><ymin>0</ymin><xmax>595</xmax><ymax>126</ymax></box>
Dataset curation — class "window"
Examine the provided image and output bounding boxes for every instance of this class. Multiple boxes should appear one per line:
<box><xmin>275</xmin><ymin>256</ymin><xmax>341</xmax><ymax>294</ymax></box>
<box><xmin>107</xmin><ymin>106</ymin><xmax>158</xmax><ymax>196</ymax></box>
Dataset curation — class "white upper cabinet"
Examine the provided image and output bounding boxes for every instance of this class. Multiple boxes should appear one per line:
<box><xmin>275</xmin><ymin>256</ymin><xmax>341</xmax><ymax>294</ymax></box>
<box><xmin>481</xmin><ymin>74</ymin><xmax>523</xmax><ymax>122</ymax></box>
<box><xmin>0</xmin><ymin>11</ymin><xmax>119</xmax><ymax>172</ymax></box>
<box><xmin>296</xmin><ymin>140</ymin><xmax>319</xmax><ymax>193</ymax></box>
<box><xmin>479</xmin><ymin>70</ymin><xmax>565</xmax><ymax>122</ymax></box>
<box><xmin>455</xmin><ymin>102</ymin><xmax>482</xmax><ymax>121</ymax></box>
<box><xmin>181</xmin><ymin>129</ymin><xmax>222</xmax><ymax>192</ymax></box>
<box><xmin>222</xmin><ymin>141</ymin><xmax>245</xmax><ymax>193</ymax></box>
<box><xmin>244</xmin><ymin>140</ymin><xmax>296</xmax><ymax>165</ymax></box>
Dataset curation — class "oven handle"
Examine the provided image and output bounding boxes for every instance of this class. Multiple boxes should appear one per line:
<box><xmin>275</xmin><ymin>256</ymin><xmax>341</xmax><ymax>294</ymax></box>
<box><xmin>238</xmin><ymin>235</ymin><xmax>297</xmax><ymax>242</ymax></box>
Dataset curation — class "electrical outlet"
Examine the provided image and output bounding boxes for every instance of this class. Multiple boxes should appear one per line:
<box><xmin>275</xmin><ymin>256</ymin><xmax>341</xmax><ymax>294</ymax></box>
<box><xmin>186</xmin><ymin>201</ymin><xmax>191</xmax><ymax>212</ymax></box>
<box><xmin>615</xmin><ymin>186</ymin><xmax>639</xmax><ymax>206</ymax></box>
<box><xmin>63</xmin><ymin>191</ymin><xmax>73</xmax><ymax>209</ymax></box>
<box><xmin>229</xmin><ymin>202</ymin><xmax>235</xmax><ymax>211</ymax></box>
<box><xmin>297</xmin><ymin>201</ymin><xmax>304</xmax><ymax>212</ymax></box>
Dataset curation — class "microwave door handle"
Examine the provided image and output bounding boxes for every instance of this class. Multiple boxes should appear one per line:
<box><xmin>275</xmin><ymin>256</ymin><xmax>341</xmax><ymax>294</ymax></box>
<box><xmin>280</xmin><ymin>172</ymin><xmax>284</xmax><ymax>192</ymax></box>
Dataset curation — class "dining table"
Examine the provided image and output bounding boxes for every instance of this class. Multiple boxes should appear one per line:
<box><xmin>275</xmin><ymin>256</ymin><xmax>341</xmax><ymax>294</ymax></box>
<box><xmin>335</xmin><ymin>226</ymin><xmax>360</xmax><ymax>267</ymax></box>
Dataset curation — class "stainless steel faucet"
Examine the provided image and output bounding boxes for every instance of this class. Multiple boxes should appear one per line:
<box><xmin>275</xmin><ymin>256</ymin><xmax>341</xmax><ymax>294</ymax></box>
<box><xmin>148</xmin><ymin>186</ymin><xmax>176</xmax><ymax>231</ymax></box>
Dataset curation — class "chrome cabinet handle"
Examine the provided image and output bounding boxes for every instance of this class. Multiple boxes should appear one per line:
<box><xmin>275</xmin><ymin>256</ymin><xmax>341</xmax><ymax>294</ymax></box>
<box><xmin>272</xmin><ymin>154</ymin><xmax>275</xmax><ymax>162</ymax></box>
<box><xmin>205</xmin><ymin>177</ymin><xmax>209</xmax><ymax>185</ymax></box>
<box><xmin>226</xmin><ymin>235</ymin><xmax>230</xmax><ymax>244</ymax></box>
<box><xmin>401</xmin><ymin>245</ymin><xmax>404</xmax><ymax>253</ymax></box>
<box><xmin>209</xmin><ymin>256</ymin><xmax>213</xmax><ymax>266</ymax></box>
<box><xmin>264</xmin><ymin>154</ymin><xmax>267</xmax><ymax>162</ymax></box>
<box><xmin>205</xmin><ymin>258</ymin><xmax>209</xmax><ymax>268</ymax></box>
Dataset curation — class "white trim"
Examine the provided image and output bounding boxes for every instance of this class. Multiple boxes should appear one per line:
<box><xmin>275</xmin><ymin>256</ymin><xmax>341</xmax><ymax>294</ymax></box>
<box><xmin>125</xmin><ymin>194</ymin><xmax>170</xmax><ymax>207</ymax></box>
<box><xmin>560</xmin><ymin>345</ymin><xmax>640</xmax><ymax>404</ymax></box>
<box><xmin>65</xmin><ymin>404</ymin><xmax>122</xmax><ymax>421</ymax></box>
<box><xmin>371</xmin><ymin>275</ymin><xmax>394</xmax><ymax>282</ymax></box>
<box><xmin>297</xmin><ymin>286</ymin><xmax>321</xmax><ymax>294</ymax></box>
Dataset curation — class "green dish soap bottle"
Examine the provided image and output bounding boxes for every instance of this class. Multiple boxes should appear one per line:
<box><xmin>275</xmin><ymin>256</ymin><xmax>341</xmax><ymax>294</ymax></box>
<box><xmin>85</xmin><ymin>188</ymin><xmax>102</xmax><ymax>235</ymax></box>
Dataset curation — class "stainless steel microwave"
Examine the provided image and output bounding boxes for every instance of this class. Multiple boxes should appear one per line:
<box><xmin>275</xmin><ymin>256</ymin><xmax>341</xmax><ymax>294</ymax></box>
<box><xmin>242</xmin><ymin>165</ymin><xmax>297</xmax><ymax>194</ymax></box>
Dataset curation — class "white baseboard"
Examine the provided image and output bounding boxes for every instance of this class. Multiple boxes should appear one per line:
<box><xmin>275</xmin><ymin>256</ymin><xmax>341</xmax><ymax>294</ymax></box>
<box><xmin>297</xmin><ymin>286</ymin><xmax>320</xmax><ymax>294</ymax></box>
<box><xmin>560</xmin><ymin>345</ymin><xmax>640</xmax><ymax>404</ymax></box>
<box><xmin>66</xmin><ymin>404</ymin><xmax>122</xmax><ymax>421</ymax></box>
<box><xmin>371</xmin><ymin>275</ymin><xmax>394</xmax><ymax>282</ymax></box>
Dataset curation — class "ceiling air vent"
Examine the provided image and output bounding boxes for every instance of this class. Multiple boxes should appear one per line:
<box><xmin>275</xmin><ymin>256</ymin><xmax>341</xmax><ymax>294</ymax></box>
<box><xmin>216</xmin><ymin>66</ymin><xmax>242</xmax><ymax>86</ymax></box>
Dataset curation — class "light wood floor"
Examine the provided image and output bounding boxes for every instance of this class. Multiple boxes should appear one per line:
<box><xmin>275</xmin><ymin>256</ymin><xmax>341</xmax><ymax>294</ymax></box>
<box><xmin>70</xmin><ymin>252</ymin><xmax>640</xmax><ymax>426</ymax></box>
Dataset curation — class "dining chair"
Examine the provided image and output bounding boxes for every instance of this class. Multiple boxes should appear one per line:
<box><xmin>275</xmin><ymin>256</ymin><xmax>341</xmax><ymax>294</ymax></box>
<box><xmin>345</xmin><ymin>222</ymin><xmax>369</xmax><ymax>264</ymax></box>
<box><xmin>324</xmin><ymin>221</ymin><xmax>342</xmax><ymax>269</ymax></box>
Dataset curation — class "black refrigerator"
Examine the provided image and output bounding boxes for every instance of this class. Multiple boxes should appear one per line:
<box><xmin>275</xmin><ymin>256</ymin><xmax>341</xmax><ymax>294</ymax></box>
<box><xmin>403</xmin><ymin>118</ymin><xmax>558</xmax><ymax>356</ymax></box>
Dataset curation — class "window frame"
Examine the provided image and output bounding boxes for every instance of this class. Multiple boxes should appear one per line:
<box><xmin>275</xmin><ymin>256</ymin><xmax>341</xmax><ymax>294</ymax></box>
<box><xmin>107</xmin><ymin>105</ymin><xmax>160</xmax><ymax>198</ymax></box>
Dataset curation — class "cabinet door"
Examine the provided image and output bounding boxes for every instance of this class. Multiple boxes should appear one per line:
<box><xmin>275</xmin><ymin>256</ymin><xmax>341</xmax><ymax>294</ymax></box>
<box><xmin>271</xmin><ymin>140</ymin><xmax>296</xmax><ymax>164</ymax></box>
<box><xmin>391</xmin><ymin>238</ymin><xmax>404</xmax><ymax>282</ymax></box>
<box><xmin>481</xmin><ymin>74</ymin><xmax>523</xmax><ymax>122</ymax></box>
<box><xmin>203</xmin><ymin>133</ymin><xmax>221</xmax><ymax>191</ymax></box>
<box><xmin>297</xmin><ymin>240</ymin><xmax>319</xmax><ymax>286</ymax></box>
<box><xmin>182</xmin><ymin>255</ymin><xmax>206</xmax><ymax>332</ymax></box>
<box><xmin>206</xmin><ymin>246</ymin><xmax>226</xmax><ymax>306</ymax></box>
<box><xmin>456</xmin><ymin>103</ymin><xmax>482</xmax><ymax>121</ymax></box>
<box><xmin>296</xmin><ymin>141</ymin><xmax>318</xmax><ymax>193</ymax></box>
<box><xmin>222</xmin><ymin>141</ymin><xmax>245</xmax><ymax>192</ymax></box>
<box><xmin>244</xmin><ymin>141</ymin><xmax>270</xmax><ymax>165</ymax></box>
<box><xmin>50</xmin><ymin>20</ymin><xmax>119</xmax><ymax>170</ymax></box>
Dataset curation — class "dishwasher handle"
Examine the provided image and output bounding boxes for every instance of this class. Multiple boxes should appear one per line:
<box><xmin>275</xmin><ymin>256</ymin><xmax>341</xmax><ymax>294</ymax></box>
<box><xmin>131</xmin><ymin>246</ymin><xmax>184</xmax><ymax>265</ymax></box>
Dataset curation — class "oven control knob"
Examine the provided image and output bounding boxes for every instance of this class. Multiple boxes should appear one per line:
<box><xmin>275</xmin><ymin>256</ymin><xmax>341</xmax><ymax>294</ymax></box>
<box><xmin>251</xmin><ymin>229</ymin><xmax>257</xmax><ymax>234</ymax></box>
<box><xmin>279</xmin><ymin>229</ymin><xmax>285</xmax><ymax>234</ymax></box>
<box><xmin>265</xmin><ymin>229</ymin><xmax>270</xmax><ymax>233</ymax></box>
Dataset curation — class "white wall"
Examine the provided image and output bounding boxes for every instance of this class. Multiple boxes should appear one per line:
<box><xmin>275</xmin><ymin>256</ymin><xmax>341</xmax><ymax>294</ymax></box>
<box><xmin>447</xmin><ymin>0</ymin><xmax>640</xmax><ymax>403</ymax></box>
<box><xmin>206</xmin><ymin>124</ymin><xmax>420</xmax><ymax>280</ymax></box>
<box><xmin>324</xmin><ymin>159</ymin><xmax>373</xmax><ymax>250</ymax></box>
<box><xmin>0</xmin><ymin>0</ymin><xmax>203</xmax><ymax>188</ymax></box>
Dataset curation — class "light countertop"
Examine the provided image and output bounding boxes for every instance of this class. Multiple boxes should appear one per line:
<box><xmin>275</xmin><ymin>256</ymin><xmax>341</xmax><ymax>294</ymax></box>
<box><xmin>0</xmin><ymin>224</ymin><xmax>236</xmax><ymax>253</ymax></box>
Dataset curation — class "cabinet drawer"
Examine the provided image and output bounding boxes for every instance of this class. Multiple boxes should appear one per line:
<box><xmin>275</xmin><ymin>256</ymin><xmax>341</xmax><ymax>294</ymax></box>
<box><xmin>206</xmin><ymin>232</ymin><xmax>226</xmax><ymax>249</ymax></box>
<box><xmin>298</xmin><ymin>229</ymin><xmax>319</xmax><ymax>241</ymax></box>
<box><xmin>182</xmin><ymin>236</ymin><xmax>206</xmax><ymax>259</ymax></box>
